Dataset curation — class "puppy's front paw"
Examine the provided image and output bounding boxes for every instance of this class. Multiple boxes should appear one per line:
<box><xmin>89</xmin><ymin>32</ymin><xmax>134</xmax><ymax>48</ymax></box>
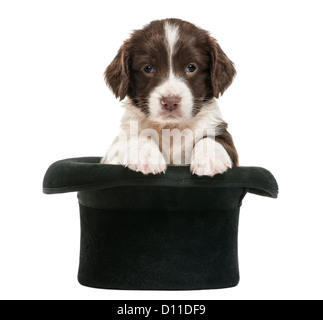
<box><xmin>191</xmin><ymin>138</ymin><xmax>232</xmax><ymax>177</ymax></box>
<box><xmin>101</xmin><ymin>135</ymin><xmax>166</xmax><ymax>174</ymax></box>
<box><xmin>127</xmin><ymin>143</ymin><xmax>167</xmax><ymax>175</ymax></box>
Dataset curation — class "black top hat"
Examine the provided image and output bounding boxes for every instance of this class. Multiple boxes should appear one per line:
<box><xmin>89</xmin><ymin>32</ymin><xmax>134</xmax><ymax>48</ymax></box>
<box><xmin>43</xmin><ymin>157</ymin><xmax>278</xmax><ymax>290</ymax></box>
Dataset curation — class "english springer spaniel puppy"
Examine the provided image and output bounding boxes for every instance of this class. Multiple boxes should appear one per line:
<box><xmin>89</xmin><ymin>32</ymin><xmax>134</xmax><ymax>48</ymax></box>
<box><xmin>101</xmin><ymin>18</ymin><xmax>238</xmax><ymax>176</ymax></box>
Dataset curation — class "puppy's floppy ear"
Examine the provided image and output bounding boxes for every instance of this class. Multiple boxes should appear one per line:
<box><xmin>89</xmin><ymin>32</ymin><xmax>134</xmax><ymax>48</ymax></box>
<box><xmin>209</xmin><ymin>37</ymin><xmax>236</xmax><ymax>98</ymax></box>
<box><xmin>104</xmin><ymin>41</ymin><xmax>130</xmax><ymax>100</ymax></box>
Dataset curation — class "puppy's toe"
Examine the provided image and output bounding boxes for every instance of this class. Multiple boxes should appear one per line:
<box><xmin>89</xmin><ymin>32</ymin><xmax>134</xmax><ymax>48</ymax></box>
<box><xmin>127</xmin><ymin>146</ymin><xmax>167</xmax><ymax>175</ymax></box>
<box><xmin>191</xmin><ymin>156</ymin><xmax>231</xmax><ymax>177</ymax></box>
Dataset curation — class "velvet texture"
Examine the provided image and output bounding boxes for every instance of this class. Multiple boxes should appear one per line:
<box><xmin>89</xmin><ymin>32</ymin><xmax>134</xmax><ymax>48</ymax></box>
<box><xmin>43</xmin><ymin>157</ymin><xmax>278</xmax><ymax>290</ymax></box>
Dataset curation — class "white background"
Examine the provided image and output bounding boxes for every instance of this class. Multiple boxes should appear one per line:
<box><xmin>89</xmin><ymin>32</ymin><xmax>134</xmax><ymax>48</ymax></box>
<box><xmin>1</xmin><ymin>0</ymin><xmax>322</xmax><ymax>300</ymax></box>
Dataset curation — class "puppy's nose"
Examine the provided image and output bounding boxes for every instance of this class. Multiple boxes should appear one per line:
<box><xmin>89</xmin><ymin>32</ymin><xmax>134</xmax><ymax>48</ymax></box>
<box><xmin>160</xmin><ymin>96</ymin><xmax>181</xmax><ymax>112</ymax></box>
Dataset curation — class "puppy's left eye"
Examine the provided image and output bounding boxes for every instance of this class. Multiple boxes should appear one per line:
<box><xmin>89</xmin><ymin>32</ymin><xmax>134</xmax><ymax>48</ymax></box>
<box><xmin>187</xmin><ymin>64</ymin><xmax>197</xmax><ymax>73</ymax></box>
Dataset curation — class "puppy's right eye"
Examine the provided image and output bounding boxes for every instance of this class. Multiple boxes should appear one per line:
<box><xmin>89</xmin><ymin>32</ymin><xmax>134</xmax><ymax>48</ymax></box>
<box><xmin>144</xmin><ymin>65</ymin><xmax>154</xmax><ymax>73</ymax></box>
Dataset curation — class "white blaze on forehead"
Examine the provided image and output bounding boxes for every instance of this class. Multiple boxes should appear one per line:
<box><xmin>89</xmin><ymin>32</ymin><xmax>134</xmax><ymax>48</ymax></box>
<box><xmin>164</xmin><ymin>22</ymin><xmax>179</xmax><ymax>73</ymax></box>
<box><xmin>147</xmin><ymin>21</ymin><xmax>194</xmax><ymax>122</ymax></box>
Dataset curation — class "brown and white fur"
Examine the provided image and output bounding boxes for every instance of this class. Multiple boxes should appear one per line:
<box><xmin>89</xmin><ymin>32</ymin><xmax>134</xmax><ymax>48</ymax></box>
<box><xmin>101</xmin><ymin>19</ymin><xmax>238</xmax><ymax>176</ymax></box>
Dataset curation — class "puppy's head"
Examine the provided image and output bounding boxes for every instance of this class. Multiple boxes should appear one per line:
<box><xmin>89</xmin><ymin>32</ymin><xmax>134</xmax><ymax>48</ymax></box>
<box><xmin>104</xmin><ymin>19</ymin><xmax>236</xmax><ymax>123</ymax></box>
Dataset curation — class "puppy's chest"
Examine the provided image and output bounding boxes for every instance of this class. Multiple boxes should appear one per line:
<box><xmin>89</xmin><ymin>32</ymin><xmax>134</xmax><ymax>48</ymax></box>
<box><xmin>158</xmin><ymin>128</ymin><xmax>200</xmax><ymax>165</ymax></box>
